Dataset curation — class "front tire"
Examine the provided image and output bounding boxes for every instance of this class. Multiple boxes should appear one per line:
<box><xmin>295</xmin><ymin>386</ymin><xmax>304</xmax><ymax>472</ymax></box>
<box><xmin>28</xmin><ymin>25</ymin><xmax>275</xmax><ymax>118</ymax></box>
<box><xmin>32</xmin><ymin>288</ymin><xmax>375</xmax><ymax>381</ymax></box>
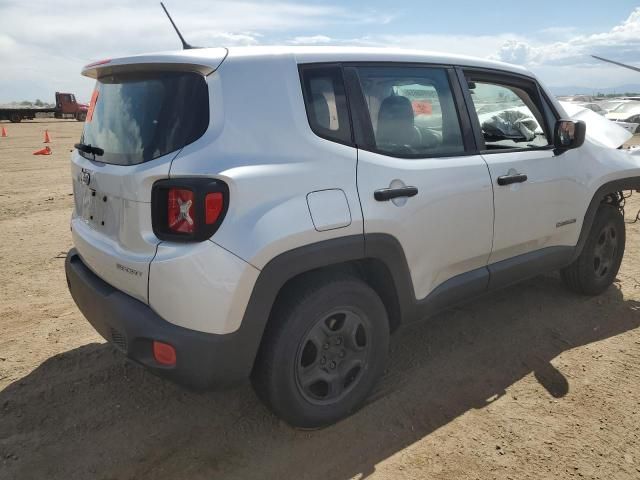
<box><xmin>561</xmin><ymin>204</ymin><xmax>625</xmax><ymax>295</ymax></box>
<box><xmin>252</xmin><ymin>274</ymin><xmax>389</xmax><ymax>429</ymax></box>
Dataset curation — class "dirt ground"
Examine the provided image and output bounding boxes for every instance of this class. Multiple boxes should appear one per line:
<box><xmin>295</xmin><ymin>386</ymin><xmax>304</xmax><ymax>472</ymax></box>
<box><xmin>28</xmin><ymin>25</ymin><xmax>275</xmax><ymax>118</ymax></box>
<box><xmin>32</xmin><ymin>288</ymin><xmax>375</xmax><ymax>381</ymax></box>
<box><xmin>1</xmin><ymin>119</ymin><xmax>639</xmax><ymax>480</ymax></box>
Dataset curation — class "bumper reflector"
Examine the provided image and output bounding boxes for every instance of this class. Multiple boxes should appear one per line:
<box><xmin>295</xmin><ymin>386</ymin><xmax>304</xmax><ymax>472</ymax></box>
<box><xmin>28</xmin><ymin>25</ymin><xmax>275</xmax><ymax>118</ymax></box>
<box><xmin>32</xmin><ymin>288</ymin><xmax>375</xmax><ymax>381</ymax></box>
<box><xmin>153</xmin><ymin>341</ymin><xmax>177</xmax><ymax>366</ymax></box>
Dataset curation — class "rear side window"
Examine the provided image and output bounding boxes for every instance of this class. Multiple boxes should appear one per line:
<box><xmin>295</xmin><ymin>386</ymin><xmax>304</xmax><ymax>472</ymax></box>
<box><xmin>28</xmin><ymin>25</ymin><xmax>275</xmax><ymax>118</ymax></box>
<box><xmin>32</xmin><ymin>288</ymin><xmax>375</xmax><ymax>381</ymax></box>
<box><xmin>354</xmin><ymin>66</ymin><xmax>465</xmax><ymax>157</ymax></box>
<box><xmin>300</xmin><ymin>65</ymin><xmax>352</xmax><ymax>145</ymax></box>
<box><xmin>79</xmin><ymin>71</ymin><xmax>209</xmax><ymax>166</ymax></box>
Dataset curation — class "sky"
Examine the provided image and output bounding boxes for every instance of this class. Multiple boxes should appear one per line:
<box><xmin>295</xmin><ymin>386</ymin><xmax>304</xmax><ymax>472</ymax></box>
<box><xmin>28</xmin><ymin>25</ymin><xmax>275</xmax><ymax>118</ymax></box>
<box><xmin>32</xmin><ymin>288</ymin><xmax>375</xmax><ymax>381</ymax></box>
<box><xmin>2</xmin><ymin>0</ymin><xmax>640</xmax><ymax>103</ymax></box>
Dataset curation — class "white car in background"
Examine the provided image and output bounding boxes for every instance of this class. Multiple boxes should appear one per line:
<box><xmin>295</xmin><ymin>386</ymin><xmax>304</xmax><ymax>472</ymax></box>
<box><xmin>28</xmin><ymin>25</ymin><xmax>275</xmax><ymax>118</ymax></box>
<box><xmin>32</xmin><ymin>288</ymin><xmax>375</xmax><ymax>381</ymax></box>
<box><xmin>598</xmin><ymin>99</ymin><xmax>629</xmax><ymax>113</ymax></box>
<box><xmin>577</xmin><ymin>102</ymin><xmax>606</xmax><ymax>116</ymax></box>
<box><xmin>605</xmin><ymin>101</ymin><xmax>640</xmax><ymax>133</ymax></box>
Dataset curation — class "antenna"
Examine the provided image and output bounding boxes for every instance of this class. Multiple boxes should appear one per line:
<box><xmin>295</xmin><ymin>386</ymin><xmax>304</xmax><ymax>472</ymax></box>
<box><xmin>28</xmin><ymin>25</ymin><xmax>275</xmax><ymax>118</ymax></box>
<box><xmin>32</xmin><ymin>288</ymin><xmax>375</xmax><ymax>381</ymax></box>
<box><xmin>592</xmin><ymin>55</ymin><xmax>640</xmax><ymax>73</ymax></box>
<box><xmin>160</xmin><ymin>2</ymin><xmax>198</xmax><ymax>50</ymax></box>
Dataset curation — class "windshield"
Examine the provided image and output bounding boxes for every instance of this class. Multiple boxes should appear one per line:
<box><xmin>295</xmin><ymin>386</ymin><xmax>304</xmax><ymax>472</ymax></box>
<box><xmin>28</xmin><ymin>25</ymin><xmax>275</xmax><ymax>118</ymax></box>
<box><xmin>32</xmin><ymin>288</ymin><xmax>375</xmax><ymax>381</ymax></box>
<box><xmin>79</xmin><ymin>71</ymin><xmax>209</xmax><ymax>165</ymax></box>
<box><xmin>611</xmin><ymin>101</ymin><xmax>640</xmax><ymax>114</ymax></box>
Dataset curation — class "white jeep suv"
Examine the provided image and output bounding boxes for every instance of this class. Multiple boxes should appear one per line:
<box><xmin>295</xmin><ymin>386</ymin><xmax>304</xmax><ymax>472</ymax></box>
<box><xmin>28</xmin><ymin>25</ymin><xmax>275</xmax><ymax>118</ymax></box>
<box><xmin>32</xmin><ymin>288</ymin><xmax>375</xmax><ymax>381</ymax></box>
<box><xmin>65</xmin><ymin>46</ymin><xmax>640</xmax><ymax>428</ymax></box>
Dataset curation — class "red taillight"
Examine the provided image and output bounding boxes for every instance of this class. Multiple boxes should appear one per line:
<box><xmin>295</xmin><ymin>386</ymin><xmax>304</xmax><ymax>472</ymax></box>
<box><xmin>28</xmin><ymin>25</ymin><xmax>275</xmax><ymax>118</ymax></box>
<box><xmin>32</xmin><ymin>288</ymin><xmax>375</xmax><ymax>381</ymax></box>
<box><xmin>167</xmin><ymin>188</ymin><xmax>195</xmax><ymax>233</ymax></box>
<box><xmin>152</xmin><ymin>179</ymin><xmax>228</xmax><ymax>242</ymax></box>
<box><xmin>153</xmin><ymin>341</ymin><xmax>176</xmax><ymax>366</ymax></box>
<box><xmin>205</xmin><ymin>192</ymin><xmax>223</xmax><ymax>224</ymax></box>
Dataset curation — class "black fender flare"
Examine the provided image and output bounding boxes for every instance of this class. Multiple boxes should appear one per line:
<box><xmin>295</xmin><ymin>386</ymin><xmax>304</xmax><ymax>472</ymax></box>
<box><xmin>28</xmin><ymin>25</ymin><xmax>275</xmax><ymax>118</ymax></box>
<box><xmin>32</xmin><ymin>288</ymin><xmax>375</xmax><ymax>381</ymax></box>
<box><xmin>572</xmin><ymin>176</ymin><xmax>640</xmax><ymax>262</ymax></box>
<box><xmin>234</xmin><ymin>233</ymin><xmax>415</xmax><ymax>379</ymax></box>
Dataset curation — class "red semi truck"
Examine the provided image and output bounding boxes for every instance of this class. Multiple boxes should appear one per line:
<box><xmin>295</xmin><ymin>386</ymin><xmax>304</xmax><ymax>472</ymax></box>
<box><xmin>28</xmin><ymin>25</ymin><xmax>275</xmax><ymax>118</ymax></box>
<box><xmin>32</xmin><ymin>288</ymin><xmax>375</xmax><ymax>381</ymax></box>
<box><xmin>0</xmin><ymin>92</ymin><xmax>88</xmax><ymax>123</ymax></box>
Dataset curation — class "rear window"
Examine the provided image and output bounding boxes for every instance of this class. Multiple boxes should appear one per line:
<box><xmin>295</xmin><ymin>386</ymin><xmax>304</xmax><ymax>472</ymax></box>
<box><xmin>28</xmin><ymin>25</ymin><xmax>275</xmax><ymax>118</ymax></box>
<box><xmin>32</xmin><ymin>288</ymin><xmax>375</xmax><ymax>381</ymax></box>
<box><xmin>79</xmin><ymin>71</ymin><xmax>209</xmax><ymax>165</ymax></box>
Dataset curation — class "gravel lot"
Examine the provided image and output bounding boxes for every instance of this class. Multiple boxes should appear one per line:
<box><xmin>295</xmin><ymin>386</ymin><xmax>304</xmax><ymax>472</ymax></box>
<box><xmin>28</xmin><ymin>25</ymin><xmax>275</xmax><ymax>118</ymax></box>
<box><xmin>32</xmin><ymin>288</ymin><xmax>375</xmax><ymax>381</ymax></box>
<box><xmin>1</xmin><ymin>119</ymin><xmax>639</xmax><ymax>480</ymax></box>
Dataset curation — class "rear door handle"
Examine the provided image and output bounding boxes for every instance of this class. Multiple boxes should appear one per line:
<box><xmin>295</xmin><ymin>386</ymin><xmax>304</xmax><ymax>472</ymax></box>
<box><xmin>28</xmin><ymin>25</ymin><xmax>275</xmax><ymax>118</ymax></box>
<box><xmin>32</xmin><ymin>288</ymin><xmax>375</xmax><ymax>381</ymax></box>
<box><xmin>497</xmin><ymin>173</ymin><xmax>528</xmax><ymax>186</ymax></box>
<box><xmin>374</xmin><ymin>186</ymin><xmax>419</xmax><ymax>201</ymax></box>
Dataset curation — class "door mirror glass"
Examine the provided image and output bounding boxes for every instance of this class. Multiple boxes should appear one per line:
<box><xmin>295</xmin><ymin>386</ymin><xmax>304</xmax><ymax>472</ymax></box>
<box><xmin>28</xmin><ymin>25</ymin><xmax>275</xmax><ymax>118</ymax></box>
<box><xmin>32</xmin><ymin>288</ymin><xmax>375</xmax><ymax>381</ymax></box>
<box><xmin>554</xmin><ymin>119</ymin><xmax>586</xmax><ymax>150</ymax></box>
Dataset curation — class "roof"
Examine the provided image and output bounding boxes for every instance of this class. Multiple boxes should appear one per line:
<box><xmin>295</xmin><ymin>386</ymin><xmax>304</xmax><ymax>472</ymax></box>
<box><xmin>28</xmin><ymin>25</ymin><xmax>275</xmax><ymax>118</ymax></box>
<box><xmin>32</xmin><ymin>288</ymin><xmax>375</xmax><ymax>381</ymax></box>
<box><xmin>225</xmin><ymin>45</ymin><xmax>533</xmax><ymax>77</ymax></box>
<box><xmin>82</xmin><ymin>45</ymin><xmax>534</xmax><ymax>79</ymax></box>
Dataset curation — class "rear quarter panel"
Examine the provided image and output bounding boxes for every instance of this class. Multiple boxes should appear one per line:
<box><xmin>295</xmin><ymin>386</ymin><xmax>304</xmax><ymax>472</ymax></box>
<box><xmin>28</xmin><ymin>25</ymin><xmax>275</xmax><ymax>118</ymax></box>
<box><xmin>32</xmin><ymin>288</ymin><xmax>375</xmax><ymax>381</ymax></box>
<box><xmin>167</xmin><ymin>53</ymin><xmax>363</xmax><ymax>268</ymax></box>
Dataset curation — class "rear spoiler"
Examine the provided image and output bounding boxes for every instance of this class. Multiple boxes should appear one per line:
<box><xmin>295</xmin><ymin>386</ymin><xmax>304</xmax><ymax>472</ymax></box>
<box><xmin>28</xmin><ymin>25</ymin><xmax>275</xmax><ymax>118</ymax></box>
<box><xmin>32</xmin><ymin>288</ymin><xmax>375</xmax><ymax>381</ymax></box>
<box><xmin>82</xmin><ymin>47</ymin><xmax>228</xmax><ymax>79</ymax></box>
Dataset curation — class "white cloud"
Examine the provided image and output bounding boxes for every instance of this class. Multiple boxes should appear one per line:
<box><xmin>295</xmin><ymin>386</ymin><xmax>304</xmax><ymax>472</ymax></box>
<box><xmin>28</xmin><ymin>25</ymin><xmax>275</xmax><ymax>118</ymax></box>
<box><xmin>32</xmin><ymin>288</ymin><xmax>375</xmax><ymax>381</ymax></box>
<box><xmin>289</xmin><ymin>35</ymin><xmax>332</xmax><ymax>45</ymax></box>
<box><xmin>535</xmin><ymin>26</ymin><xmax>579</xmax><ymax>41</ymax></box>
<box><xmin>348</xmin><ymin>33</ymin><xmax>525</xmax><ymax>59</ymax></box>
<box><xmin>190</xmin><ymin>32</ymin><xmax>262</xmax><ymax>47</ymax></box>
<box><xmin>493</xmin><ymin>8</ymin><xmax>640</xmax><ymax>67</ymax></box>
<box><xmin>345</xmin><ymin>11</ymin><xmax>640</xmax><ymax>88</ymax></box>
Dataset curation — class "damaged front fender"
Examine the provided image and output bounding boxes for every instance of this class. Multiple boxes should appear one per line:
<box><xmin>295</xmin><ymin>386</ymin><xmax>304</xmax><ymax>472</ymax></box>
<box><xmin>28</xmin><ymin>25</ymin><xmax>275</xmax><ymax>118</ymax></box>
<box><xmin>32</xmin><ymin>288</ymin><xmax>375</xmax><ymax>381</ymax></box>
<box><xmin>560</xmin><ymin>101</ymin><xmax>633</xmax><ymax>149</ymax></box>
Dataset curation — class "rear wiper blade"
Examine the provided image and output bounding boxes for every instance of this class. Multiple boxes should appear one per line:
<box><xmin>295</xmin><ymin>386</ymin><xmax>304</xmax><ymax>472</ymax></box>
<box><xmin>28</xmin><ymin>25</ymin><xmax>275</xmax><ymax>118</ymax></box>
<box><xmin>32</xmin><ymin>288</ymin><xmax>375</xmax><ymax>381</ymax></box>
<box><xmin>74</xmin><ymin>143</ymin><xmax>104</xmax><ymax>156</ymax></box>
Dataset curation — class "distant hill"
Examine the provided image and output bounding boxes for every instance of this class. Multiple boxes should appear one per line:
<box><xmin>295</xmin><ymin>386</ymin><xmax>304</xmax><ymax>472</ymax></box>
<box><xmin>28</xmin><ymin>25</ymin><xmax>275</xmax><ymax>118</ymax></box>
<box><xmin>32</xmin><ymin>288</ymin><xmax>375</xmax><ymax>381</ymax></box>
<box><xmin>0</xmin><ymin>100</ymin><xmax>54</xmax><ymax>109</ymax></box>
<box><xmin>548</xmin><ymin>84</ymin><xmax>640</xmax><ymax>97</ymax></box>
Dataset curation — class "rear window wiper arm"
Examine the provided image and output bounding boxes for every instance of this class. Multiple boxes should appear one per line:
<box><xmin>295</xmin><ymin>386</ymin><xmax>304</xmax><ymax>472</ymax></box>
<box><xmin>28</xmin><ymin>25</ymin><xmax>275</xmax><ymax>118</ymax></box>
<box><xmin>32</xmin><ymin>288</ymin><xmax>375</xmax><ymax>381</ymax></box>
<box><xmin>74</xmin><ymin>143</ymin><xmax>104</xmax><ymax>156</ymax></box>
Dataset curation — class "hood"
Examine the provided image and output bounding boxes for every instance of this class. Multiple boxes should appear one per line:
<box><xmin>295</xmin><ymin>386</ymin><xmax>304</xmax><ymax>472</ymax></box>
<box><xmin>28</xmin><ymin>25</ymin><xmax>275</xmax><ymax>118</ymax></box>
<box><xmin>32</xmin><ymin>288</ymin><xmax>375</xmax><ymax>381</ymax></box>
<box><xmin>606</xmin><ymin>112</ymin><xmax>630</xmax><ymax>121</ymax></box>
<box><xmin>560</xmin><ymin>101</ymin><xmax>632</xmax><ymax>149</ymax></box>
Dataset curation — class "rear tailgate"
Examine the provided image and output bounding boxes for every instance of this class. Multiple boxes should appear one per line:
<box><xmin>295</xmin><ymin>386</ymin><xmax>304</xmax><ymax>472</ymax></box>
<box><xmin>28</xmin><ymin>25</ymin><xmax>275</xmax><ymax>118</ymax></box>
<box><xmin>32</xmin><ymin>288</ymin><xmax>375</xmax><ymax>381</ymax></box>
<box><xmin>71</xmin><ymin>50</ymin><xmax>226</xmax><ymax>303</ymax></box>
<box><xmin>71</xmin><ymin>155</ymin><xmax>171</xmax><ymax>303</ymax></box>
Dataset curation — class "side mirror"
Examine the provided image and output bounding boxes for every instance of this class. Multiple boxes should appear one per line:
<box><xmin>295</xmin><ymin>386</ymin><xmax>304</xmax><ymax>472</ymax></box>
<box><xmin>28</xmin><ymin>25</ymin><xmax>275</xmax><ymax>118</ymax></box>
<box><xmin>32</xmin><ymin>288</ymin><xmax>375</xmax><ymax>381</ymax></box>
<box><xmin>554</xmin><ymin>119</ymin><xmax>586</xmax><ymax>151</ymax></box>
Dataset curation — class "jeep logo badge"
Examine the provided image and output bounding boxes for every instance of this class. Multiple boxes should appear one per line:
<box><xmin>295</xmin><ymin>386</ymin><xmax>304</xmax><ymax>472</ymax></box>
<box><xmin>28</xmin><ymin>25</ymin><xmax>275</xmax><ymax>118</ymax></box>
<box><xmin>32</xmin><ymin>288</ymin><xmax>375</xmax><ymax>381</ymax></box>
<box><xmin>80</xmin><ymin>170</ymin><xmax>91</xmax><ymax>186</ymax></box>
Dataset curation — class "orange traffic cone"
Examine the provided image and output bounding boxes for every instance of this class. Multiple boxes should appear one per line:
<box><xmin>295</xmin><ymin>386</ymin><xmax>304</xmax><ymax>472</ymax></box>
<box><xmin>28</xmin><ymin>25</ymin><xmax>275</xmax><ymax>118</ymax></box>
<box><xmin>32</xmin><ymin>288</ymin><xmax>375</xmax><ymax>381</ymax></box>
<box><xmin>33</xmin><ymin>146</ymin><xmax>52</xmax><ymax>155</ymax></box>
<box><xmin>44</xmin><ymin>130</ymin><xmax>51</xmax><ymax>143</ymax></box>
<box><xmin>1</xmin><ymin>126</ymin><xmax>6</xmax><ymax>137</ymax></box>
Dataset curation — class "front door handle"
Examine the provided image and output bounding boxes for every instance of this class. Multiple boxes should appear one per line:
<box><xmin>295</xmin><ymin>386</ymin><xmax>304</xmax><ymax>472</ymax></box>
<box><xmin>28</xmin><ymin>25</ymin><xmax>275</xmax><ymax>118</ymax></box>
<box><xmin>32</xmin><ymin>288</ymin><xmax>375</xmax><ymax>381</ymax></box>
<box><xmin>374</xmin><ymin>186</ymin><xmax>419</xmax><ymax>201</ymax></box>
<box><xmin>497</xmin><ymin>173</ymin><xmax>528</xmax><ymax>186</ymax></box>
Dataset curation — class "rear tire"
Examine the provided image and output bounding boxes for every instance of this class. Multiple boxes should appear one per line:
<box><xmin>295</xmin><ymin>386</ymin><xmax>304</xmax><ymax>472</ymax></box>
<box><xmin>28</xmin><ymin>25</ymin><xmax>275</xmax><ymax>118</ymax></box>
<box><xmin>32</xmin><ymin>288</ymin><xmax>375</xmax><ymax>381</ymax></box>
<box><xmin>9</xmin><ymin>113</ymin><xmax>21</xmax><ymax>123</ymax></box>
<box><xmin>252</xmin><ymin>274</ymin><xmax>389</xmax><ymax>429</ymax></box>
<box><xmin>561</xmin><ymin>204</ymin><xmax>625</xmax><ymax>295</ymax></box>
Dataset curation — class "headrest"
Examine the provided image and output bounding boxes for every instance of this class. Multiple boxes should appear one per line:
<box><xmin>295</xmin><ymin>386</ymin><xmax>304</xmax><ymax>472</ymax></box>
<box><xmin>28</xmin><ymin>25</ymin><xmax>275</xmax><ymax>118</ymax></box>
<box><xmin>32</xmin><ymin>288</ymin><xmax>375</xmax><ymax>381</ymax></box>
<box><xmin>378</xmin><ymin>96</ymin><xmax>414</xmax><ymax>124</ymax></box>
<box><xmin>377</xmin><ymin>95</ymin><xmax>415</xmax><ymax>144</ymax></box>
<box><xmin>311</xmin><ymin>93</ymin><xmax>330</xmax><ymax>130</ymax></box>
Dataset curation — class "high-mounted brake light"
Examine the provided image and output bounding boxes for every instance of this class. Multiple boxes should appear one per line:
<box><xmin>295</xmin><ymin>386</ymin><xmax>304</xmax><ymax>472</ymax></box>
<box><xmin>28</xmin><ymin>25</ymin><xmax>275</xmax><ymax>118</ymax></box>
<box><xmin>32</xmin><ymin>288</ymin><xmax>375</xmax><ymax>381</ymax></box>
<box><xmin>151</xmin><ymin>178</ymin><xmax>229</xmax><ymax>242</ymax></box>
<box><xmin>84</xmin><ymin>58</ymin><xmax>112</xmax><ymax>68</ymax></box>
